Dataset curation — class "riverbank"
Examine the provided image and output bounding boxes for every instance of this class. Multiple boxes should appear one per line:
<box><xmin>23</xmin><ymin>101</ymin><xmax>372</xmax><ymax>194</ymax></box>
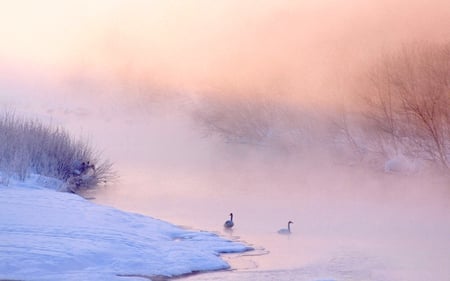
<box><xmin>0</xmin><ymin>175</ymin><xmax>251</xmax><ymax>281</ymax></box>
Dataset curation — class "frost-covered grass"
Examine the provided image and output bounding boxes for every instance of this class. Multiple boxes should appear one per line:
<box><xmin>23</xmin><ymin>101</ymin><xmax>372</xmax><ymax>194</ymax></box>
<box><xmin>0</xmin><ymin>111</ymin><xmax>115</xmax><ymax>192</ymax></box>
<box><xmin>0</xmin><ymin>176</ymin><xmax>251</xmax><ymax>281</ymax></box>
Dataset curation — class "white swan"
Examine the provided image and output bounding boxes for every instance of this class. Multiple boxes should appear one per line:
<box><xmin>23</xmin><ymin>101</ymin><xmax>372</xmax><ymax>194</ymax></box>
<box><xmin>224</xmin><ymin>213</ymin><xmax>234</xmax><ymax>228</ymax></box>
<box><xmin>278</xmin><ymin>221</ymin><xmax>293</xmax><ymax>234</ymax></box>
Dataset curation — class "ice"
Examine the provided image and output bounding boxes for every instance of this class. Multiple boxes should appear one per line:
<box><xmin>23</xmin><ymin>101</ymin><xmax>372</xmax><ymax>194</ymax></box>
<box><xmin>0</xmin><ymin>176</ymin><xmax>251</xmax><ymax>281</ymax></box>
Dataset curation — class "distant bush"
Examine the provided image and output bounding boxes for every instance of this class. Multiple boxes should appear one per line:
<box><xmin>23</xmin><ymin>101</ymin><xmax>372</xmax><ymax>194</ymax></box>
<box><xmin>193</xmin><ymin>94</ymin><xmax>322</xmax><ymax>152</ymax></box>
<box><xmin>0</xmin><ymin>111</ymin><xmax>115</xmax><ymax>192</ymax></box>
<box><xmin>192</xmin><ymin>42</ymin><xmax>450</xmax><ymax>173</ymax></box>
<box><xmin>342</xmin><ymin>42</ymin><xmax>450</xmax><ymax>170</ymax></box>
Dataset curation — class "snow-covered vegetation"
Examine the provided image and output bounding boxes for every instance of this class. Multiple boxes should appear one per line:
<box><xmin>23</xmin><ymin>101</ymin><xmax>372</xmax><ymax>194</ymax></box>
<box><xmin>0</xmin><ymin>175</ymin><xmax>251</xmax><ymax>281</ymax></box>
<box><xmin>0</xmin><ymin>111</ymin><xmax>115</xmax><ymax>192</ymax></box>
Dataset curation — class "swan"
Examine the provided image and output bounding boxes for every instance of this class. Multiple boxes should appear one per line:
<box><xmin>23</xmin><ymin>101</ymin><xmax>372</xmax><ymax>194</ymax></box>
<box><xmin>278</xmin><ymin>221</ymin><xmax>293</xmax><ymax>234</ymax></box>
<box><xmin>224</xmin><ymin>213</ymin><xmax>234</xmax><ymax>228</ymax></box>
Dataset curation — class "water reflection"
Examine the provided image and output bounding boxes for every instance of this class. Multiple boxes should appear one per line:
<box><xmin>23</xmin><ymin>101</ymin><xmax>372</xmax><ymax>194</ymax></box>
<box><xmin>92</xmin><ymin>160</ymin><xmax>450</xmax><ymax>281</ymax></box>
<box><xmin>185</xmin><ymin>250</ymin><xmax>389</xmax><ymax>281</ymax></box>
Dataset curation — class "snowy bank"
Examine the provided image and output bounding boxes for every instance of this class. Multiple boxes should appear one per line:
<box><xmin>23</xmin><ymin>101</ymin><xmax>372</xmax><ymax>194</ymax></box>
<box><xmin>0</xmin><ymin>176</ymin><xmax>251</xmax><ymax>281</ymax></box>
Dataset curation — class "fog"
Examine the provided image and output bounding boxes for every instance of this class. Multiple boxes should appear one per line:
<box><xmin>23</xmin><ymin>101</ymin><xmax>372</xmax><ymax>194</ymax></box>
<box><xmin>1</xmin><ymin>1</ymin><xmax>449</xmax><ymax>280</ymax></box>
<box><xmin>2</xmin><ymin>0</ymin><xmax>450</xmax><ymax>98</ymax></box>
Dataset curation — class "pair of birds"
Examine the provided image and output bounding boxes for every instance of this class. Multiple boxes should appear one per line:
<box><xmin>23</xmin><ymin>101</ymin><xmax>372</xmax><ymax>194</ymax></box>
<box><xmin>224</xmin><ymin>213</ymin><xmax>294</xmax><ymax>234</ymax></box>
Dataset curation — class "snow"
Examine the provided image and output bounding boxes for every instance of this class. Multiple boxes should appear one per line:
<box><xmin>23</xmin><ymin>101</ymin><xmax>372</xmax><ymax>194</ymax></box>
<box><xmin>0</xmin><ymin>175</ymin><xmax>251</xmax><ymax>281</ymax></box>
<box><xmin>383</xmin><ymin>155</ymin><xmax>418</xmax><ymax>174</ymax></box>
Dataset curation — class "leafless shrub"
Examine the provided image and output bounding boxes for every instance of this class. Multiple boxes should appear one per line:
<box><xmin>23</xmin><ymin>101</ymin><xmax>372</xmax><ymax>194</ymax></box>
<box><xmin>0</xmin><ymin>111</ymin><xmax>116</xmax><ymax>192</ymax></box>
<box><xmin>350</xmin><ymin>42</ymin><xmax>450</xmax><ymax>169</ymax></box>
<box><xmin>193</xmin><ymin>94</ymin><xmax>321</xmax><ymax>152</ymax></box>
<box><xmin>192</xmin><ymin>42</ymin><xmax>450</xmax><ymax>172</ymax></box>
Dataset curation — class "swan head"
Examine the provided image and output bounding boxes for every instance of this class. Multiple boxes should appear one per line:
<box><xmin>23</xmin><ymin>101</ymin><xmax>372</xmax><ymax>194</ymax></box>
<box><xmin>287</xmin><ymin>221</ymin><xmax>293</xmax><ymax>231</ymax></box>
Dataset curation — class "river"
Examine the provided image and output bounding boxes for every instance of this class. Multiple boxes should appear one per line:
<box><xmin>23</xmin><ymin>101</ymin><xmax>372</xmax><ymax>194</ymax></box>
<box><xmin>86</xmin><ymin>113</ymin><xmax>450</xmax><ymax>281</ymax></box>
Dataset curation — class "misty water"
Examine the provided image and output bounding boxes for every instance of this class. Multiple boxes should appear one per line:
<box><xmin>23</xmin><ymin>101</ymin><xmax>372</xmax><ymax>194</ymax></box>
<box><xmin>78</xmin><ymin>110</ymin><xmax>450</xmax><ymax>281</ymax></box>
<box><xmin>3</xmin><ymin>85</ymin><xmax>449</xmax><ymax>280</ymax></box>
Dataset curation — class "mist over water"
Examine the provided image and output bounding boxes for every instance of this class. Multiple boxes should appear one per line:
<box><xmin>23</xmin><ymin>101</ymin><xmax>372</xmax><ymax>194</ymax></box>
<box><xmin>7</xmin><ymin>89</ymin><xmax>448</xmax><ymax>280</ymax></box>
<box><xmin>94</xmin><ymin>114</ymin><xmax>449</xmax><ymax>281</ymax></box>
<box><xmin>93</xmin><ymin>111</ymin><xmax>450</xmax><ymax>281</ymax></box>
<box><xmin>3</xmin><ymin>77</ymin><xmax>450</xmax><ymax>280</ymax></box>
<box><xmin>1</xmin><ymin>1</ymin><xmax>450</xmax><ymax>280</ymax></box>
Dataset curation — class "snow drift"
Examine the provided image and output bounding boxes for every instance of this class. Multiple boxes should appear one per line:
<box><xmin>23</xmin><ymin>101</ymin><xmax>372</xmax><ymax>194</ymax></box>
<box><xmin>0</xmin><ymin>175</ymin><xmax>251</xmax><ymax>281</ymax></box>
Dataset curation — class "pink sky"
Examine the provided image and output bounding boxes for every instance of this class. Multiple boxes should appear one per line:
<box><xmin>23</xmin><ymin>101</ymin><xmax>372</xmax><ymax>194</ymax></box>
<box><xmin>1</xmin><ymin>0</ymin><xmax>449</xmax><ymax>101</ymax></box>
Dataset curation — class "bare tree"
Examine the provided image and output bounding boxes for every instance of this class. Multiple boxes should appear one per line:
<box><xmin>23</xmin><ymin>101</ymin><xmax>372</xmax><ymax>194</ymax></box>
<box><xmin>358</xmin><ymin>42</ymin><xmax>450</xmax><ymax>168</ymax></box>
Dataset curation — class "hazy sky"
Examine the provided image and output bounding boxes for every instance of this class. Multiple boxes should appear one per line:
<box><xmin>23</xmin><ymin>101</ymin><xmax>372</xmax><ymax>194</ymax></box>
<box><xmin>1</xmin><ymin>0</ymin><xmax>449</xmax><ymax>104</ymax></box>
